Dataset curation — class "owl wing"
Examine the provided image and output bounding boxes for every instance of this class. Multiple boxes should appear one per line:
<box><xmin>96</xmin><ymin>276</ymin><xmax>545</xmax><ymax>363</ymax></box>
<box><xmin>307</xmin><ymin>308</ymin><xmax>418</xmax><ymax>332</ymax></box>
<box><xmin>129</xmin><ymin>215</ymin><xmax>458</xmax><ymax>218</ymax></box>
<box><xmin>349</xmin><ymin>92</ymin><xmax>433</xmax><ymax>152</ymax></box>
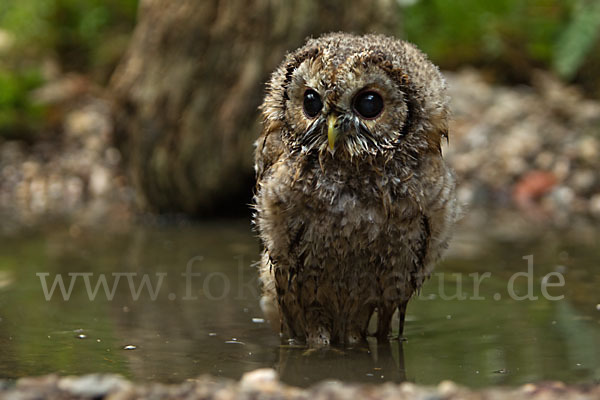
<box><xmin>254</xmin><ymin>119</ymin><xmax>285</xmax><ymax>183</ymax></box>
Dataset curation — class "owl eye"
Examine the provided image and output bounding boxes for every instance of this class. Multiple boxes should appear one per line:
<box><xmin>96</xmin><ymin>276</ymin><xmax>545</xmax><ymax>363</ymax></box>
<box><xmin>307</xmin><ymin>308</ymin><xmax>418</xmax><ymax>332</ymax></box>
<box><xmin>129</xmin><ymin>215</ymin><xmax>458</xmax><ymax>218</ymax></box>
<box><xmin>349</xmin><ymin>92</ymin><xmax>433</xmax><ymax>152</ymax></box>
<box><xmin>353</xmin><ymin>91</ymin><xmax>384</xmax><ymax>119</ymax></box>
<box><xmin>303</xmin><ymin>89</ymin><xmax>323</xmax><ymax>118</ymax></box>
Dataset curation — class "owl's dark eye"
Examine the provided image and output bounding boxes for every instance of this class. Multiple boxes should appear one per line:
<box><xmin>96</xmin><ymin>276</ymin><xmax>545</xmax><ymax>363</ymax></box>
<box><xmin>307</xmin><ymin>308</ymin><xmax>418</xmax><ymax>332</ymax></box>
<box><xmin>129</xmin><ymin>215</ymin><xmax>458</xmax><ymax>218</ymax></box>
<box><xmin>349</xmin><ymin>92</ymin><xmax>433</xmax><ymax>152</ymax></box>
<box><xmin>303</xmin><ymin>89</ymin><xmax>323</xmax><ymax>118</ymax></box>
<box><xmin>353</xmin><ymin>91</ymin><xmax>384</xmax><ymax>119</ymax></box>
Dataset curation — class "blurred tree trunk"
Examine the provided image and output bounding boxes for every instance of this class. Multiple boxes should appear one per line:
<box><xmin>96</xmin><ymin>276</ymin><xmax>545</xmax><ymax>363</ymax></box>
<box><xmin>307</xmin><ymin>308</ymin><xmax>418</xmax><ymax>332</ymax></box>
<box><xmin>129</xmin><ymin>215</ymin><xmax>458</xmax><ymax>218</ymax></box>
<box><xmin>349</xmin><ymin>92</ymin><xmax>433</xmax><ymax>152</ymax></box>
<box><xmin>110</xmin><ymin>0</ymin><xmax>400</xmax><ymax>216</ymax></box>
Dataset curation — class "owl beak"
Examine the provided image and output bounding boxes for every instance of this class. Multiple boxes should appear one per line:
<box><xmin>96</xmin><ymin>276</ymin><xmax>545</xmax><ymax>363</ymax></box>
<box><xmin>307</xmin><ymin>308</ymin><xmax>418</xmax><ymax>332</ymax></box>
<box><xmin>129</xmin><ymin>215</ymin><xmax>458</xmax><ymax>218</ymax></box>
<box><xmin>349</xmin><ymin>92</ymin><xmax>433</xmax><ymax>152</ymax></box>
<box><xmin>327</xmin><ymin>115</ymin><xmax>339</xmax><ymax>152</ymax></box>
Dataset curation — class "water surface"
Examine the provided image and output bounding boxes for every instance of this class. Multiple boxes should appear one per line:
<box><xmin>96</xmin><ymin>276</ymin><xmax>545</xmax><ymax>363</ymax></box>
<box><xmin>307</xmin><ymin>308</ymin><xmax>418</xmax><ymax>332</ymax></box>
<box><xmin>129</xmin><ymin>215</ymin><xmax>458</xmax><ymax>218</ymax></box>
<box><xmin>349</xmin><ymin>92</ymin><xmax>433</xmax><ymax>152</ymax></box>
<box><xmin>0</xmin><ymin>221</ymin><xmax>598</xmax><ymax>387</ymax></box>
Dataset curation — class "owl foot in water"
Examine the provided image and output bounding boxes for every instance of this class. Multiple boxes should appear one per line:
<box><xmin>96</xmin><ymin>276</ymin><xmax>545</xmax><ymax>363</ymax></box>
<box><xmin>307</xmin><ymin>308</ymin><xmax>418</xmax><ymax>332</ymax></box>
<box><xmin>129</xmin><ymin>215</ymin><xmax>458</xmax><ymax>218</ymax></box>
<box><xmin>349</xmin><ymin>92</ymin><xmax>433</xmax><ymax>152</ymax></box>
<box><xmin>307</xmin><ymin>326</ymin><xmax>331</xmax><ymax>346</ymax></box>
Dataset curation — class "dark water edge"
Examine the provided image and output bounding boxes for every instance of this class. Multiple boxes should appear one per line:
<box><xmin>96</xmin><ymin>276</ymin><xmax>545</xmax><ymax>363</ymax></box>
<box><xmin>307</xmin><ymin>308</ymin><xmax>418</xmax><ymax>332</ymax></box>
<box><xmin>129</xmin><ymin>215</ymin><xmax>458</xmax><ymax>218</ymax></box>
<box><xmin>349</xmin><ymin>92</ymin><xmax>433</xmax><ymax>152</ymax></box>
<box><xmin>0</xmin><ymin>220</ymin><xmax>598</xmax><ymax>388</ymax></box>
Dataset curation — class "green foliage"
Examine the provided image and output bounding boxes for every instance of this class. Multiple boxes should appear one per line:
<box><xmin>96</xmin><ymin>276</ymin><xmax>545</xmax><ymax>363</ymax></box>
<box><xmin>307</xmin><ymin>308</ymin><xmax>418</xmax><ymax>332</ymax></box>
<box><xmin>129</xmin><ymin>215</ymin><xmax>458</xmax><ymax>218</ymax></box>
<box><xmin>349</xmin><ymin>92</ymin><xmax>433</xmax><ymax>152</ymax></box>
<box><xmin>554</xmin><ymin>0</ymin><xmax>600</xmax><ymax>79</ymax></box>
<box><xmin>0</xmin><ymin>67</ymin><xmax>44</xmax><ymax>139</ymax></box>
<box><xmin>0</xmin><ymin>0</ymin><xmax>138</xmax><ymax>73</ymax></box>
<box><xmin>401</xmin><ymin>0</ymin><xmax>600</xmax><ymax>89</ymax></box>
<box><xmin>0</xmin><ymin>0</ymin><xmax>138</xmax><ymax>138</ymax></box>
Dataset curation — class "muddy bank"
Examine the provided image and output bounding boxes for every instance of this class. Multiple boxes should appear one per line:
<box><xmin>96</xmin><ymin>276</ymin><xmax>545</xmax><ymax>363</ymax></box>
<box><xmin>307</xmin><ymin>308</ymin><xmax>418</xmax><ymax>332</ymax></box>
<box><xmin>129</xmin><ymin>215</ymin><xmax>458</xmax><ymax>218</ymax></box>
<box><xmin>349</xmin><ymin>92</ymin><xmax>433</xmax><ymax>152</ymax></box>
<box><xmin>0</xmin><ymin>76</ymin><xmax>134</xmax><ymax>235</ymax></box>
<box><xmin>445</xmin><ymin>69</ymin><xmax>600</xmax><ymax>232</ymax></box>
<box><xmin>2</xmin><ymin>370</ymin><xmax>599</xmax><ymax>400</ymax></box>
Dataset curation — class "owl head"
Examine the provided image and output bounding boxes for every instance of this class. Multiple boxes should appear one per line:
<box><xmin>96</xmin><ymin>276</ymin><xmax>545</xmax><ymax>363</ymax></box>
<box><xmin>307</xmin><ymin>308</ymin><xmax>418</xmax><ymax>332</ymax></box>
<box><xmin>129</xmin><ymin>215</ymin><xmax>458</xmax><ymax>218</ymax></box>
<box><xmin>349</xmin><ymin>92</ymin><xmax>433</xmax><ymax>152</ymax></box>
<box><xmin>261</xmin><ymin>32</ymin><xmax>449</xmax><ymax>164</ymax></box>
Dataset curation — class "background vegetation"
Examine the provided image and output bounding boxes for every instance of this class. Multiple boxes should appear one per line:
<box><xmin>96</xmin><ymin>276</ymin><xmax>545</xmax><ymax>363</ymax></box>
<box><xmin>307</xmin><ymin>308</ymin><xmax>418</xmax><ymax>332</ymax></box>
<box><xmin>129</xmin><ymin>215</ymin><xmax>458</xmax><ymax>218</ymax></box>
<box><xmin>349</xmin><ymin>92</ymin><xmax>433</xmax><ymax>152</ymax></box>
<box><xmin>0</xmin><ymin>0</ymin><xmax>600</xmax><ymax>222</ymax></box>
<box><xmin>1</xmin><ymin>0</ymin><xmax>600</xmax><ymax>140</ymax></box>
<box><xmin>0</xmin><ymin>0</ymin><xmax>138</xmax><ymax>137</ymax></box>
<box><xmin>401</xmin><ymin>0</ymin><xmax>600</xmax><ymax>88</ymax></box>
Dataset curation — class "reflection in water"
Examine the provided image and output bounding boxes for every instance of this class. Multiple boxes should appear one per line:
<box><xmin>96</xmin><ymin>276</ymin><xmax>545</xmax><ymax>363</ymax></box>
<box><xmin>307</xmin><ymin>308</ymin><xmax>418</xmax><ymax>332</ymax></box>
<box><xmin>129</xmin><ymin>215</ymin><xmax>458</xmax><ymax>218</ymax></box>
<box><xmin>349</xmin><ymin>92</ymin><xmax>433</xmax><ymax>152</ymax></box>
<box><xmin>0</xmin><ymin>222</ymin><xmax>599</xmax><ymax>386</ymax></box>
<box><xmin>276</xmin><ymin>340</ymin><xmax>406</xmax><ymax>386</ymax></box>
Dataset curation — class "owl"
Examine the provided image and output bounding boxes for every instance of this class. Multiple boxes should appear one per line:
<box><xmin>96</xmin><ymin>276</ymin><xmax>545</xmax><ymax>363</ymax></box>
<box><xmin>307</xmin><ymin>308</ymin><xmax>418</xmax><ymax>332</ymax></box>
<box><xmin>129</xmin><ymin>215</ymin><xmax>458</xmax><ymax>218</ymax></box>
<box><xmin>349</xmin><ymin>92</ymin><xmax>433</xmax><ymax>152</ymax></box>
<box><xmin>253</xmin><ymin>32</ymin><xmax>457</xmax><ymax>346</ymax></box>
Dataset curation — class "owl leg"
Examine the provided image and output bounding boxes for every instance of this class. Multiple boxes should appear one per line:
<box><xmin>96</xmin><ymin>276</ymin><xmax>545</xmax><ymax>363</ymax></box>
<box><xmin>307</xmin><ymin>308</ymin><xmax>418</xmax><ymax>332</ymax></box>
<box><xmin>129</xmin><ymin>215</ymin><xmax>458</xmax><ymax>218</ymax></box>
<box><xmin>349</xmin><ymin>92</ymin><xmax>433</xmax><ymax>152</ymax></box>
<box><xmin>306</xmin><ymin>326</ymin><xmax>331</xmax><ymax>346</ymax></box>
<box><xmin>397</xmin><ymin>300</ymin><xmax>409</xmax><ymax>339</ymax></box>
<box><xmin>258</xmin><ymin>251</ymin><xmax>281</xmax><ymax>332</ymax></box>
<box><xmin>345</xmin><ymin>304</ymin><xmax>374</xmax><ymax>345</ymax></box>
<box><xmin>260</xmin><ymin>294</ymin><xmax>281</xmax><ymax>332</ymax></box>
<box><xmin>376</xmin><ymin>306</ymin><xmax>394</xmax><ymax>342</ymax></box>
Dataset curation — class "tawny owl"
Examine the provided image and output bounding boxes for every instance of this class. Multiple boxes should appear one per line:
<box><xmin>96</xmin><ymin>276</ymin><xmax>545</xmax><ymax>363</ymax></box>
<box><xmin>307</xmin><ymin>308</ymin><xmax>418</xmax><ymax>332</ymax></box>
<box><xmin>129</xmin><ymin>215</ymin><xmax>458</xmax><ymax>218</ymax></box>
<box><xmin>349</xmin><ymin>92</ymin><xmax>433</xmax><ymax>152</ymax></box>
<box><xmin>253</xmin><ymin>32</ymin><xmax>457</xmax><ymax>346</ymax></box>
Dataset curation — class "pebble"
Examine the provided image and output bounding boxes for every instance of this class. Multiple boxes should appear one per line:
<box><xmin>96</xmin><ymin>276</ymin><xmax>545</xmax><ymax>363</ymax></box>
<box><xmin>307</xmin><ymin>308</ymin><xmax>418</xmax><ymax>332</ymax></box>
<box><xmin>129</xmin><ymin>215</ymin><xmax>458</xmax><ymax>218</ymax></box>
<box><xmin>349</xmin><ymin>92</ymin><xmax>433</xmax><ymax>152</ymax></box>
<box><xmin>590</xmin><ymin>195</ymin><xmax>600</xmax><ymax>217</ymax></box>
<box><xmin>438</xmin><ymin>380</ymin><xmax>459</xmax><ymax>395</ymax></box>
<box><xmin>57</xmin><ymin>374</ymin><xmax>130</xmax><ymax>398</ymax></box>
<box><xmin>240</xmin><ymin>368</ymin><xmax>279</xmax><ymax>391</ymax></box>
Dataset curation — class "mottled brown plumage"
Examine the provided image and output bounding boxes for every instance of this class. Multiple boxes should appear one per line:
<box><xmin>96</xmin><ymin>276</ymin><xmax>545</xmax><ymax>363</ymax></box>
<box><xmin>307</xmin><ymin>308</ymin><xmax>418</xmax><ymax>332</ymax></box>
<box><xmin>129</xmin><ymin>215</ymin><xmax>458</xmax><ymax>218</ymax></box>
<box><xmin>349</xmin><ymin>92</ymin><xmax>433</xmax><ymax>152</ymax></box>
<box><xmin>253</xmin><ymin>32</ymin><xmax>458</xmax><ymax>345</ymax></box>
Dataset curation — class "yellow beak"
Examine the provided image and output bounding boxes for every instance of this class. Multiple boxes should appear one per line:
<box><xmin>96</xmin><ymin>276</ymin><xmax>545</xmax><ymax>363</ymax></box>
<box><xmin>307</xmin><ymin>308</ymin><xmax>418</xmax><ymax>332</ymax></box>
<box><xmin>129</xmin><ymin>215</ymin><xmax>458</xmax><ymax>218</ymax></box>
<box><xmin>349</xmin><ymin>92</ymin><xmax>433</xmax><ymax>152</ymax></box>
<box><xmin>327</xmin><ymin>115</ymin><xmax>339</xmax><ymax>151</ymax></box>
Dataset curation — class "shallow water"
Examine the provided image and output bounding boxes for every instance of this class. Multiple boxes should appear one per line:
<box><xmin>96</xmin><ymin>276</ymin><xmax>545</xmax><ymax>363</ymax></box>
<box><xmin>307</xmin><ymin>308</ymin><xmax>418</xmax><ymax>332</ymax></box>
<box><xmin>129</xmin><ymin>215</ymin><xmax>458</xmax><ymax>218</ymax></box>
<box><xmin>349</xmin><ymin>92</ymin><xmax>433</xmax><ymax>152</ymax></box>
<box><xmin>0</xmin><ymin>221</ymin><xmax>599</xmax><ymax>387</ymax></box>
